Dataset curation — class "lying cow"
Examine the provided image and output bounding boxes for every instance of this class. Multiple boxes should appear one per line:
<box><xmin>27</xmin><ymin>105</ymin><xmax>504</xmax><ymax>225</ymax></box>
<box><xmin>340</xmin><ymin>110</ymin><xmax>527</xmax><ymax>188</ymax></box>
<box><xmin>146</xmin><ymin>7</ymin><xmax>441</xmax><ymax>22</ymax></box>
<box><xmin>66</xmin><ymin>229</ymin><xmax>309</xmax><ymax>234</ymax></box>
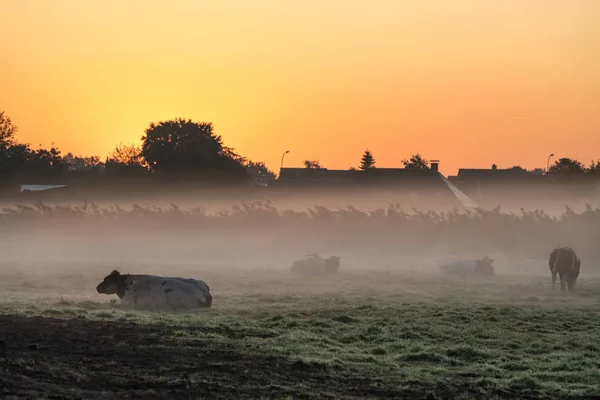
<box><xmin>549</xmin><ymin>247</ymin><xmax>581</xmax><ymax>292</ymax></box>
<box><xmin>290</xmin><ymin>254</ymin><xmax>341</xmax><ymax>276</ymax></box>
<box><xmin>96</xmin><ymin>270</ymin><xmax>212</xmax><ymax>310</ymax></box>
<box><xmin>439</xmin><ymin>256</ymin><xmax>495</xmax><ymax>277</ymax></box>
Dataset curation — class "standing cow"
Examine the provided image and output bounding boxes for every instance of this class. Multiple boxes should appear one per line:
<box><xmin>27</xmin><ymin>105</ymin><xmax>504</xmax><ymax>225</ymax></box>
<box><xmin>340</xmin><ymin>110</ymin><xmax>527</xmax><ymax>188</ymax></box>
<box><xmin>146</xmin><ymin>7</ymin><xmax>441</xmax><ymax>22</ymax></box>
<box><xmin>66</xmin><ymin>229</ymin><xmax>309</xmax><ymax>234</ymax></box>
<box><xmin>549</xmin><ymin>247</ymin><xmax>581</xmax><ymax>292</ymax></box>
<box><xmin>96</xmin><ymin>270</ymin><xmax>213</xmax><ymax>310</ymax></box>
<box><xmin>290</xmin><ymin>254</ymin><xmax>341</xmax><ymax>276</ymax></box>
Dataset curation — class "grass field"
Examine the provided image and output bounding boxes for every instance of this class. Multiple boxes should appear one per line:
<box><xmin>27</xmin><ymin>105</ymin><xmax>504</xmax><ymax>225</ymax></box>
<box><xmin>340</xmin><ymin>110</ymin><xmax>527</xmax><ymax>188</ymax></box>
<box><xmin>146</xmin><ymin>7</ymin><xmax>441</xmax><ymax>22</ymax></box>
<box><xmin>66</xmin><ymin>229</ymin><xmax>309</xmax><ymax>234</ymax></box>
<box><xmin>1</xmin><ymin>262</ymin><xmax>600</xmax><ymax>399</ymax></box>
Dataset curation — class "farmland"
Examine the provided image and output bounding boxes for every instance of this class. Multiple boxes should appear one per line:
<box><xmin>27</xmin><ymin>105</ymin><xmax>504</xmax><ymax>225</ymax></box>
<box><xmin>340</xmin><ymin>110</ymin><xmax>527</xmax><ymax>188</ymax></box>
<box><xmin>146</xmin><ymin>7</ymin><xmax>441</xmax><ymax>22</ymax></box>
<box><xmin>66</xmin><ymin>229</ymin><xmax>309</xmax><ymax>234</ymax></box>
<box><xmin>1</xmin><ymin>200</ymin><xmax>600</xmax><ymax>399</ymax></box>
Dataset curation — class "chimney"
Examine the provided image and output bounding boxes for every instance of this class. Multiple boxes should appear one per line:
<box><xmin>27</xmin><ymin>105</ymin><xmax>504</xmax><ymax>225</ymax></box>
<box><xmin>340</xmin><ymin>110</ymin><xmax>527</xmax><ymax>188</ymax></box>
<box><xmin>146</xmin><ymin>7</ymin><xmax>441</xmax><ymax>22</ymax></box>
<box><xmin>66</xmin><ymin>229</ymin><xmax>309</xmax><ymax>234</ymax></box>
<box><xmin>430</xmin><ymin>160</ymin><xmax>439</xmax><ymax>172</ymax></box>
<box><xmin>492</xmin><ymin>164</ymin><xmax>497</xmax><ymax>170</ymax></box>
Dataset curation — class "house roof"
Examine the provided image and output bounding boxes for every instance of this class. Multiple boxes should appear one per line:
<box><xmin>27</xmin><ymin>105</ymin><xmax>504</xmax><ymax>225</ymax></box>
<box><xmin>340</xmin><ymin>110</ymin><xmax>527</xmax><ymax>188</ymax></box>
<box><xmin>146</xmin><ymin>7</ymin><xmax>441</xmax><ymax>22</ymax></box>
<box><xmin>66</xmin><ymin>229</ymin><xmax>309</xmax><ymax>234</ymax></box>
<box><xmin>455</xmin><ymin>168</ymin><xmax>544</xmax><ymax>180</ymax></box>
<box><xmin>278</xmin><ymin>167</ymin><xmax>440</xmax><ymax>182</ymax></box>
<box><xmin>276</xmin><ymin>167</ymin><xmax>465</xmax><ymax>204</ymax></box>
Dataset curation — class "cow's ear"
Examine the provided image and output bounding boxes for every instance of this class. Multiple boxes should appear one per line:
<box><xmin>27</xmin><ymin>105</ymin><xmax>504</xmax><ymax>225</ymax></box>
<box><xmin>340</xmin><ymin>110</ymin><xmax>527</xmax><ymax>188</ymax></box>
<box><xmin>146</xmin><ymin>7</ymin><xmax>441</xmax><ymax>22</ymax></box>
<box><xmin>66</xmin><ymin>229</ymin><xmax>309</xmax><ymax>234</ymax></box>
<box><xmin>110</xmin><ymin>270</ymin><xmax>120</xmax><ymax>277</ymax></box>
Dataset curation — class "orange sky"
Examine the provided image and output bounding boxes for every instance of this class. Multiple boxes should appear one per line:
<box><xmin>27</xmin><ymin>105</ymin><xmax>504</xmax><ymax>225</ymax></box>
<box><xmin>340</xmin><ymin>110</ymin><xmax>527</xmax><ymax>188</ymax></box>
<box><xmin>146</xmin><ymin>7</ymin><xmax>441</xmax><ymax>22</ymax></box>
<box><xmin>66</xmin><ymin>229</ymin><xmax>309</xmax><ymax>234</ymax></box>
<box><xmin>1</xmin><ymin>0</ymin><xmax>598</xmax><ymax>175</ymax></box>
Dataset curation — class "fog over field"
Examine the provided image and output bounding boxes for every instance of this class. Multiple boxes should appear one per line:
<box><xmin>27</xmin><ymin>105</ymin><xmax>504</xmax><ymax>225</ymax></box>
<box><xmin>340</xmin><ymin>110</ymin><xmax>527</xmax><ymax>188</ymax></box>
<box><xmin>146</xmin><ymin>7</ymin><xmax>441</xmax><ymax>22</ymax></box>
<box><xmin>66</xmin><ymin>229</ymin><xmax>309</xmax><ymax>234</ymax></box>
<box><xmin>1</xmin><ymin>187</ymin><xmax>600</xmax><ymax>399</ymax></box>
<box><xmin>2</xmin><ymin>183</ymin><xmax>599</xmax><ymax>271</ymax></box>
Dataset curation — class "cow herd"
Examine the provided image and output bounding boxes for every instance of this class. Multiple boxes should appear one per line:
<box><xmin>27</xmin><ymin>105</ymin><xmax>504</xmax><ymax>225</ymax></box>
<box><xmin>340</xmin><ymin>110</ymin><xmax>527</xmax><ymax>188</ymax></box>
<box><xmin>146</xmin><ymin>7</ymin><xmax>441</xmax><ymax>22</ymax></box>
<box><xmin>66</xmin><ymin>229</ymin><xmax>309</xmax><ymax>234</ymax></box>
<box><xmin>95</xmin><ymin>246</ymin><xmax>582</xmax><ymax>311</ymax></box>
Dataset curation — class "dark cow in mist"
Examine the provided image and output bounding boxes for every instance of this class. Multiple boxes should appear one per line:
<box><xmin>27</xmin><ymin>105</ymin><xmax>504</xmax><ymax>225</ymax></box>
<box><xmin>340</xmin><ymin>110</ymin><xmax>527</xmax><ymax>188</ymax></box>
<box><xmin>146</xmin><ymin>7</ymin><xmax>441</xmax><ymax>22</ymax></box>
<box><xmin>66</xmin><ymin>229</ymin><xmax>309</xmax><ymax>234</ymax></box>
<box><xmin>440</xmin><ymin>256</ymin><xmax>495</xmax><ymax>277</ymax></box>
<box><xmin>290</xmin><ymin>254</ymin><xmax>341</xmax><ymax>276</ymax></box>
<box><xmin>549</xmin><ymin>247</ymin><xmax>581</xmax><ymax>292</ymax></box>
<box><xmin>96</xmin><ymin>270</ymin><xmax>212</xmax><ymax>310</ymax></box>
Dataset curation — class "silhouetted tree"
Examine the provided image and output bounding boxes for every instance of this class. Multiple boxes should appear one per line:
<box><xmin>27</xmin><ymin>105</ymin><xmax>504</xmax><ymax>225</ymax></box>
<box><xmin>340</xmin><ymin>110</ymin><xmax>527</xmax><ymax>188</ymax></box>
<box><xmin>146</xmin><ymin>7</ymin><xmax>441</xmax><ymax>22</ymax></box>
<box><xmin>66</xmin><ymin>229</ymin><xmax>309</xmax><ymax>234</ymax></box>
<box><xmin>245</xmin><ymin>161</ymin><xmax>276</xmax><ymax>186</ymax></box>
<box><xmin>105</xmin><ymin>142</ymin><xmax>149</xmax><ymax>178</ymax></box>
<box><xmin>140</xmin><ymin>118</ymin><xmax>247</xmax><ymax>179</ymax></box>
<box><xmin>508</xmin><ymin>166</ymin><xmax>546</xmax><ymax>175</ymax></box>
<box><xmin>1</xmin><ymin>143</ymin><xmax>29</xmax><ymax>179</ymax></box>
<box><xmin>587</xmin><ymin>160</ymin><xmax>600</xmax><ymax>175</ymax></box>
<box><xmin>63</xmin><ymin>153</ymin><xmax>104</xmax><ymax>172</ymax></box>
<box><xmin>0</xmin><ymin>110</ymin><xmax>23</xmax><ymax>177</ymax></box>
<box><xmin>530</xmin><ymin>168</ymin><xmax>545</xmax><ymax>175</ymax></box>
<box><xmin>402</xmin><ymin>154</ymin><xmax>429</xmax><ymax>170</ymax></box>
<box><xmin>23</xmin><ymin>145</ymin><xmax>64</xmax><ymax>177</ymax></box>
<box><xmin>0</xmin><ymin>110</ymin><xmax>17</xmax><ymax>150</ymax></box>
<box><xmin>0</xmin><ymin>111</ymin><xmax>63</xmax><ymax>180</ymax></box>
<box><xmin>548</xmin><ymin>158</ymin><xmax>586</xmax><ymax>175</ymax></box>
<box><xmin>304</xmin><ymin>160</ymin><xmax>324</xmax><ymax>169</ymax></box>
<box><xmin>359</xmin><ymin>149</ymin><xmax>376</xmax><ymax>170</ymax></box>
<box><xmin>508</xmin><ymin>165</ymin><xmax>526</xmax><ymax>171</ymax></box>
<box><xmin>106</xmin><ymin>142</ymin><xmax>146</xmax><ymax>167</ymax></box>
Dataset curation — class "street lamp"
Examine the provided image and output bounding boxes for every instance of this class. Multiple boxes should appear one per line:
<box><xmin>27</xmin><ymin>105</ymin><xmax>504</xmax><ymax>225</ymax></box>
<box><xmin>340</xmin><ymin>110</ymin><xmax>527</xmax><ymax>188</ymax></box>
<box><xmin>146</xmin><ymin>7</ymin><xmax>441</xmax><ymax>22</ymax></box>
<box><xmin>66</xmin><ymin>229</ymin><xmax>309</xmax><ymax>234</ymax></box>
<box><xmin>280</xmin><ymin>150</ymin><xmax>290</xmax><ymax>170</ymax></box>
<box><xmin>546</xmin><ymin>153</ymin><xmax>555</xmax><ymax>173</ymax></box>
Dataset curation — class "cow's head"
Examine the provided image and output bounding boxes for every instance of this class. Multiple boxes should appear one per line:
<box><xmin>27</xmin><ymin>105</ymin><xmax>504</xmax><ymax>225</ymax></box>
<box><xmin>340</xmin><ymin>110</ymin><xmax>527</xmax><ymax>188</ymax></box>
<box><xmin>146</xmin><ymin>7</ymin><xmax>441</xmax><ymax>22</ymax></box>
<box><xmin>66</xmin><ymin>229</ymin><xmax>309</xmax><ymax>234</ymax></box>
<box><xmin>474</xmin><ymin>257</ymin><xmax>495</xmax><ymax>275</ymax></box>
<box><xmin>201</xmin><ymin>291</ymin><xmax>213</xmax><ymax>308</ymax></box>
<box><xmin>567</xmin><ymin>257</ymin><xmax>581</xmax><ymax>282</ymax></box>
<box><xmin>325</xmin><ymin>256</ymin><xmax>341</xmax><ymax>272</ymax></box>
<box><xmin>96</xmin><ymin>270</ymin><xmax>128</xmax><ymax>299</ymax></box>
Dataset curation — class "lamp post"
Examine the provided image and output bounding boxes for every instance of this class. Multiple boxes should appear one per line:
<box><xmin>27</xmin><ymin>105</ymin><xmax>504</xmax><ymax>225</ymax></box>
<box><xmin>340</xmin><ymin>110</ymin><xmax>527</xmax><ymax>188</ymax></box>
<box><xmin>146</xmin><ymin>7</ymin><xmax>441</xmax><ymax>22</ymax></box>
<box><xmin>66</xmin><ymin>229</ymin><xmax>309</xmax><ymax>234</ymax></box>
<box><xmin>280</xmin><ymin>150</ymin><xmax>290</xmax><ymax>170</ymax></box>
<box><xmin>546</xmin><ymin>153</ymin><xmax>555</xmax><ymax>173</ymax></box>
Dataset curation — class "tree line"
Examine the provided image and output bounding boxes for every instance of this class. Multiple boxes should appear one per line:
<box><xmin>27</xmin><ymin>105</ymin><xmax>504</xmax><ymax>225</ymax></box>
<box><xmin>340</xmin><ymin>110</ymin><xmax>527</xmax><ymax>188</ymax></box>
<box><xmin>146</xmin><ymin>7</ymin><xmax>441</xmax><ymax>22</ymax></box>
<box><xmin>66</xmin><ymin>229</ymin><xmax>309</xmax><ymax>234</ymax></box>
<box><xmin>305</xmin><ymin>149</ymin><xmax>600</xmax><ymax>176</ymax></box>
<box><xmin>304</xmin><ymin>152</ymin><xmax>431</xmax><ymax>171</ymax></box>
<box><xmin>1</xmin><ymin>108</ymin><xmax>598</xmax><ymax>187</ymax></box>
<box><xmin>0</xmin><ymin>110</ymin><xmax>276</xmax><ymax>186</ymax></box>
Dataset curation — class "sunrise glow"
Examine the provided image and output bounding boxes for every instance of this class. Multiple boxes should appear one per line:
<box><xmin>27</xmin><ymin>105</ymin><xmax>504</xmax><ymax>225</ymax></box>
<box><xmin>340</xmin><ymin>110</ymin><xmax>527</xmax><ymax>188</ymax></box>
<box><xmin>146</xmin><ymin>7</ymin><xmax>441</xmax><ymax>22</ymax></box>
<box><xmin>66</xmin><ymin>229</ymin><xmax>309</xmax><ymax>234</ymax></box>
<box><xmin>1</xmin><ymin>0</ymin><xmax>598</xmax><ymax>175</ymax></box>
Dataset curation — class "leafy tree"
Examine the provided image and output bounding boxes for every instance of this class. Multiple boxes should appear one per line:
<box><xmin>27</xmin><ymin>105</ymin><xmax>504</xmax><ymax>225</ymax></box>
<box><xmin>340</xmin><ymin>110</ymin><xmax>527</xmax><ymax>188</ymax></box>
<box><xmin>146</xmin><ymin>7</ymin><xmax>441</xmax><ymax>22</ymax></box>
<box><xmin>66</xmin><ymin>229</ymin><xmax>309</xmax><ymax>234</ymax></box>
<box><xmin>548</xmin><ymin>158</ymin><xmax>586</xmax><ymax>175</ymax></box>
<box><xmin>25</xmin><ymin>145</ymin><xmax>64</xmax><ymax>176</ymax></box>
<box><xmin>0</xmin><ymin>143</ymin><xmax>30</xmax><ymax>178</ymax></box>
<box><xmin>0</xmin><ymin>110</ymin><xmax>23</xmax><ymax>177</ymax></box>
<box><xmin>359</xmin><ymin>149</ymin><xmax>376</xmax><ymax>170</ymax></box>
<box><xmin>0</xmin><ymin>111</ymin><xmax>58</xmax><ymax>179</ymax></box>
<box><xmin>104</xmin><ymin>142</ymin><xmax>149</xmax><ymax>177</ymax></box>
<box><xmin>140</xmin><ymin>118</ymin><xmax>247</xmax><ymax>179</ymax></box>
<box><xmin>0</xmin><ymin>110</ymin><xmax>17</xmax><ymax>149</ymax></box>
<box><xmin>402</xmin><ymin>154</ymin><xmax>429</xmax><ymax>170</ymax></box>
<box><xmin>245</xmin><ymin>161</ymin><xmax>276</xmax><ymax>186</ymax></box>
<box><xmin>1</xmin><ymin>110</ymin><xmax>72</xmax><ymax>179</ymax></box>
<box><xmin>508</xmin><ymin>166</ymin><xmax>545</xmax><ymax>175</ymax></box>
<box><xmin>529</xmin><ymin>168</ymin><xmax>545</xmax><ymax>175</ymax></box>
<box><xmin>507</xmin><ymin>165</ymin><xmax>538</xmax><ymax>174</ymax></box>
<box><xmin>304</xmin><ymin>160</ymin><xmax>324</xmax><ymax>169</ymax></box>
<box><xmin>63</xmin><ymin>153</ymin><xmax>104</xmax><ymax>172</ymax></box>
<box><xmin>587</xmin><ymin>159</ymin><xmax>600</xmax><ymax>175</ymax></box>
<box><xmin>106</xmin><ymin>142</ymin><xmax>146</xmax><ymax>167</ymax></box>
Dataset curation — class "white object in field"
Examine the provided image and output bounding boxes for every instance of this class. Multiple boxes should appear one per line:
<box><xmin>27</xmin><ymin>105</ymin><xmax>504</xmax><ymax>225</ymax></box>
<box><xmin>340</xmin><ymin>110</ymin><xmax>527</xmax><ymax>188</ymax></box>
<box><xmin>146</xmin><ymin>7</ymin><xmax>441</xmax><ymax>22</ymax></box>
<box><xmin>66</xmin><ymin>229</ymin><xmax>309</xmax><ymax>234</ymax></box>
<box><xmin>437</xmin><ymin>174</ymin><xmax>479</xmax><ymax>209</ymax></box>
<box><xmin>18</xmin><ymin>184</ymin><xmax>67</xmax><ymax>192</ymax></box>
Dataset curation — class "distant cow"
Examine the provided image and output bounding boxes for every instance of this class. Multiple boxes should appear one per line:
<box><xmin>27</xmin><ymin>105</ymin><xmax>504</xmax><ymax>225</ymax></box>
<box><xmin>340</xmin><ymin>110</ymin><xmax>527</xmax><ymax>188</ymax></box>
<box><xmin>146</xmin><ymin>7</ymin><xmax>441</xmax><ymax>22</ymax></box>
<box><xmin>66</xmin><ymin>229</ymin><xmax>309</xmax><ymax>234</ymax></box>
<box><xmin>290</xmin><ymin>254</ymin><xmax>341</xmax><ymax>276</ymax></box>
<box><xmin>440</xmin><ymin>257</ymin><xmax>495</xmax><ymax>277</ymax></box>
<box><xmin>549</xmin><ymin>247</ymin><xmax>581</xmax><ymax>292</ymax></box>
<box><xmin>96</xmin><ymin>270</ymin><xmax>212</xmax><ymax>310</ymax></box>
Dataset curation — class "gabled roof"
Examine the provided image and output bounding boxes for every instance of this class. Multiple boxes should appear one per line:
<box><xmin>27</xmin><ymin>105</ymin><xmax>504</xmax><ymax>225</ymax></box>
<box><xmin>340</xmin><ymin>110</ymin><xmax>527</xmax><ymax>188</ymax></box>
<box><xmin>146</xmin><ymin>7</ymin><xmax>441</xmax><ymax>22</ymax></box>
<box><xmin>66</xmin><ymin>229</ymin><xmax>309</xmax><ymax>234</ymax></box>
<box><xmin>276</xmin><ymin>167</ymin><xmax>464</xmax><ymax>206</ymax></box>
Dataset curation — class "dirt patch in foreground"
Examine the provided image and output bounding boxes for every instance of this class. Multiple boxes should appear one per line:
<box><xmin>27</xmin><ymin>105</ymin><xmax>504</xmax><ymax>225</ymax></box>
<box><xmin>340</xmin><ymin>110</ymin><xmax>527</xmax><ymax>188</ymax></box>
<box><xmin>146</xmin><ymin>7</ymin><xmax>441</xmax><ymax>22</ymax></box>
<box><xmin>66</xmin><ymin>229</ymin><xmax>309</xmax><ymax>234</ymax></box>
<box><xmin>0</xmin><ymin>314</ymin><xmax>573</xmax><ymax>400</ymax></box>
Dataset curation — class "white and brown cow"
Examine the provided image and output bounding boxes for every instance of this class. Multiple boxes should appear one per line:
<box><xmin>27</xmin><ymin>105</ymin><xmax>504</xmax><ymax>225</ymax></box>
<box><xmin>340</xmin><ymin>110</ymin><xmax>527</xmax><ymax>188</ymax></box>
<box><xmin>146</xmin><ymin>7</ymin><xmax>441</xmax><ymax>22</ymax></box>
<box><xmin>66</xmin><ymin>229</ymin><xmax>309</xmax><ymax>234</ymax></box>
<box><xmin>290</xmin><ymin>254</ymin><xmax>341</xmax><ymax>276</ymax></box>
<box><xmin>549</xmin><ymin>247</ymin><xmax>581</xmax><ymax>292</ymax></box>
<box><xmin>439</xmin><ymin>256</ymin><xmax>495</xmax><ymax>277</ymax></box>
<box><xmin>96</xmin><ymin>270</ymin><xmax>212</xmax><ymax>310</ymax></box>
